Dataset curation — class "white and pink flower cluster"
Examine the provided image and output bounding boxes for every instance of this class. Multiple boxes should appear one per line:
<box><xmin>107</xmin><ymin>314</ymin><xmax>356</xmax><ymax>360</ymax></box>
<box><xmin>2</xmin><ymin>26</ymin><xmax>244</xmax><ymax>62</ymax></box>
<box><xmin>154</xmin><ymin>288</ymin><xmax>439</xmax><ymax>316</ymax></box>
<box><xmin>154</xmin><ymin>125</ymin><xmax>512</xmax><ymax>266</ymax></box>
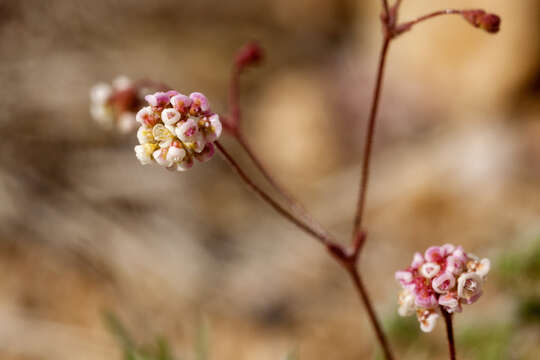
<box><xmin>395</xmin><ymin>244</ymin><xmax>490</xmax><ymax>332</ymax></box>
<box><xmin>90</xmin><ymin>76</ymin><xmax>140</xmax><ymax>133</ymax></box>
<box><xmin>134</xmin><ymin>91</ymin><xmax>222</xmax><ymax>171</ymax></box>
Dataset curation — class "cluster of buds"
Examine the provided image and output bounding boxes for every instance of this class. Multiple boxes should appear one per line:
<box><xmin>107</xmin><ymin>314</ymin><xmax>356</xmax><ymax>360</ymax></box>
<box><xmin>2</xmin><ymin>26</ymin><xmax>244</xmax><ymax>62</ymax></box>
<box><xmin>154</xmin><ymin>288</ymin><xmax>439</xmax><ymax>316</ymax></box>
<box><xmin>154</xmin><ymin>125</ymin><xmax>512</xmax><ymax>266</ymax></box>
<box><xmin>134</xmin><ymin>91</ymin><xmax>222</xmax><ymax>171</ymax></box>
<box><xmin>395</xmin><ymin>244</ymin><xmax>490</xmax><ymax>332</ymax></box>
<box><xmin>90</xmin><ymin>76</ymin><xmax>145</xmax><ymax>133</ymax></box>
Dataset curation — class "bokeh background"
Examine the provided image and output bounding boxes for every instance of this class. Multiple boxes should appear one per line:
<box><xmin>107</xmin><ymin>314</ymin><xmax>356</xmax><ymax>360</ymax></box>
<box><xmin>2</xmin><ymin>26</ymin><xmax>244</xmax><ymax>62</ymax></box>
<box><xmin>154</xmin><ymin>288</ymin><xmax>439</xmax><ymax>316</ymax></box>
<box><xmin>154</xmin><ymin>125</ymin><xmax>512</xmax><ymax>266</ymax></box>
<box><xmin>1</xmin><ymin>0</ymin><xmax>539</xmax><ymax>359</ymax></box>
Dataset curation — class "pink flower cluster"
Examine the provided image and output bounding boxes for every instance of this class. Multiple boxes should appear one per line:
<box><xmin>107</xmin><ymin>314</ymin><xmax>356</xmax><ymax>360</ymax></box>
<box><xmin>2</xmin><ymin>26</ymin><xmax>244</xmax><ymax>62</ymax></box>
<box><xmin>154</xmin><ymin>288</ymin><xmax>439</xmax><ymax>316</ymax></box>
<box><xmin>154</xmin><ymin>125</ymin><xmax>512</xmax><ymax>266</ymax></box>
<box><xmin>134</xmin><ymin>91</ymin><xmax>222</xmax><ymax>171</ymax></box>
<box><xmin>395</xmin><ymin>244</ymin><xmax>490</xmax><ymax>332</ymax></box>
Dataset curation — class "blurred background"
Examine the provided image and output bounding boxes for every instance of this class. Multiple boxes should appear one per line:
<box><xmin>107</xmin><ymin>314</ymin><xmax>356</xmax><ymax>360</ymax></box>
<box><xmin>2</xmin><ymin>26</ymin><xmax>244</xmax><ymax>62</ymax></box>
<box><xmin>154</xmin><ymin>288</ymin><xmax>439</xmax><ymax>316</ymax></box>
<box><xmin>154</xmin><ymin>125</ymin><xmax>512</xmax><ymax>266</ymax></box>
<box><xmin>1</xmin><ymin>0</ymin><xmax>539</xmax><ymax>359</ymax></box>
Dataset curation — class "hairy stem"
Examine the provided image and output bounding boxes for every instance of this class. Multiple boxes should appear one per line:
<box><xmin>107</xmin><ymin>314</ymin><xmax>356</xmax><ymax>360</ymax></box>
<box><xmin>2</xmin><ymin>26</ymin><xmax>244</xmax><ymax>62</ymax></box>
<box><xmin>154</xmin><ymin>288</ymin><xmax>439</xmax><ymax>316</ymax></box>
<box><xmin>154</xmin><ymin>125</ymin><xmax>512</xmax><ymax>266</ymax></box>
<box><xmin>215</xmin><ymin>141</ymin><xmax>334</xmax><ymax>245</ymax></box>
<box><xmin>442</xmin><ymin>307</ymin><xmax>457</xmax><ymax>360</ymax></box>
<box><xmin>352</xmin><ymin>35</ymin><xmax>391</xmax><ymax>240</ymax></box>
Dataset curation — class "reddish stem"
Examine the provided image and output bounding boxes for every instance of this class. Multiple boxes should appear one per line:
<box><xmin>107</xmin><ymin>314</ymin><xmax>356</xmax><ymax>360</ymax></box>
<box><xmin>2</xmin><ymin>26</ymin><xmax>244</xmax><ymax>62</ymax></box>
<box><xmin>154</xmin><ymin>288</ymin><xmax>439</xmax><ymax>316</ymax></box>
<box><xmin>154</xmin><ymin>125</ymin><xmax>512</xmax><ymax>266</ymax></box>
<box><xmin>396</xmin><ymin>9</ymin><xmax>461</xmax><ymax>34</ymax></box>
<box><xmin>347</xmin><ymin>267</ymin><xmax>395</xmax><ymax>360</ymax></box>
<box><xmin>352</xmin><ymin>35</ymin><xmax>392</xmax><ymax>241</ymax></box>
<box><xmin>215</xmin><ymin>141</ymin><xmax>334</xmax><ymax>245</ymax></box>
<box><xmin>441</xmin><ymin>307</ymin><xmax>457</xmax><ymax>360</ymax></box>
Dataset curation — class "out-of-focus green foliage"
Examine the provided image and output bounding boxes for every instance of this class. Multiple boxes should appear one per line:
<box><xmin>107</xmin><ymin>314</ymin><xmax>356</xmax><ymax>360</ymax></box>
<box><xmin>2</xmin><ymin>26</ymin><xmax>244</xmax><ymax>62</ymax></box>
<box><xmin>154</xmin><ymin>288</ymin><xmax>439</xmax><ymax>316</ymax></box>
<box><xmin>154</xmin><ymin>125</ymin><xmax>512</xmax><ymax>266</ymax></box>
<box><xmin>105</xmin><ymin>312</ymin><xmax>177</xmax><ymax>360</ymax></box>
<box><xmin>498</xmin><ymin>238</ymin><xmax>540</xmax><ymax>288</ymax></box>
<box><xmin>458</xmin><ymin>323</ymin><xmax>512</xmax><ymax>360</ymax></box>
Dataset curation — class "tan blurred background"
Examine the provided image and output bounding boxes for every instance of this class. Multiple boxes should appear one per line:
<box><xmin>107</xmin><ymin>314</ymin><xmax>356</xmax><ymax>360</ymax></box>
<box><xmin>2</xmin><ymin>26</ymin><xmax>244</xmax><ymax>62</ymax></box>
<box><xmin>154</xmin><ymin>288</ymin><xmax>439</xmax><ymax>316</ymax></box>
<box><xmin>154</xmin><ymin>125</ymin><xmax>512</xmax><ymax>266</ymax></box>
<box><xmin>1</xmin><ymin>0</ymin><xmax>540</xmax><ymax>359</ymax></box>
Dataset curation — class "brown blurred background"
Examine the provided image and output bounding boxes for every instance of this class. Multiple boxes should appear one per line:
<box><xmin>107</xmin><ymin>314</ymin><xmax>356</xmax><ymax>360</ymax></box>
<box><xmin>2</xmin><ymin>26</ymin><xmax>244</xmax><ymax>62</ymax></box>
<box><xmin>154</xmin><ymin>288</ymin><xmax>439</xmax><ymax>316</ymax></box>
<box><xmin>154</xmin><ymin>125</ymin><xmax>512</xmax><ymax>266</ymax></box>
<box><xmin>1</xmin><ymin>0</ymin><xmax>540</xmax><ymax>359</ymax></box>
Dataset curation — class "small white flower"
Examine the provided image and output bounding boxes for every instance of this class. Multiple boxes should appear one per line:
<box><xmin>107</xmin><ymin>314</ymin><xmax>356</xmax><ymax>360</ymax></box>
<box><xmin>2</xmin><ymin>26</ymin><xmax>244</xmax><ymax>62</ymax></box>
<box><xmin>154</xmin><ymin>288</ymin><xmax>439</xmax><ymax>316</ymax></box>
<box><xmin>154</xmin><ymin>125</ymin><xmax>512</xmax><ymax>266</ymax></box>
<box><xmin>439</xmin><ymin>293</ymin><xmax>461</xmax><ymax>314</ymax></box>
<box><xmin>118</xmin><ymin>112</ymin><xmax>137</xmax><ymax>134</ymax></box>
<box><xmin>161</xmin><ymin>108</ymin><xmax>181</xmax><ymax>126</ymax></box>
<box><xmin>90</xmin><ymin>83</ymin><xmax>112</xmax><ymax>105</ymax></box>
<box><xmin>418</xmin><ymin>310</ymin><xmax>439</xmax><ymax>333</ymax></box>
<box><xmin>135</xmin><ymin>144</ymin><xmax>156</xmax><ymax>165</ymax></box>
<box><xmin>411</xmin><ymin>252</ymin><xmax>424</xmax><ymax>269</ymax></box>
<box><xmin>112</xmin><ymin>75</ymin><xmax>132</xmax><ymax>91</ymax></box>
<box><xmin>457</xmin><ymin>272</ymin><xmax>483</xmax><ymax>301</ymax></box>
<box><xmin>136</xmin><ymin>106</ymin><xmax>159</xmax><ymax>127</ymax></box>
<box><xmin>166</xmin><ymin>145</ymin><xmax>186</xmax><ymax>163</ymax></box>
<box><xmin>175</xmin><ymin>118</ymin><xmax>199</xmax><ymax>143</ymax></box>
<box><xmin>476</xmin><ymin>258</ymin><xmax>490</xmax><ymax>278</ymax></box>
<box><xmin>137</xmin><ymin>126</ymin><xmax>154</xmax><ymax>144</ymax></box>
<box><xmin>420</xmin><ymin>262</ymin><xmax>441</xmax><ymax>279</ymax></box>
<box><xmin>398</xmin><ymin>289</ymin><xmax>416</xmax><ymax>316</ymax></box>
<box><xmin>90</xmin><ymin>103</ymin><xmax>114</xmax><ymax>127</ymax></box>
<box><xmin>153</xmin><ymin>148</ymin><xmax>173</xmax><ymax>168</ymax></box>
<box><xmin>176</xmin><ymin>156</ymin><xmax>194</xmax><ymax>171</ymax></box>
<box><xmin>152</xmin><ymin>124</ymin><xmax>174</xmax><ymax>147</ymax></box>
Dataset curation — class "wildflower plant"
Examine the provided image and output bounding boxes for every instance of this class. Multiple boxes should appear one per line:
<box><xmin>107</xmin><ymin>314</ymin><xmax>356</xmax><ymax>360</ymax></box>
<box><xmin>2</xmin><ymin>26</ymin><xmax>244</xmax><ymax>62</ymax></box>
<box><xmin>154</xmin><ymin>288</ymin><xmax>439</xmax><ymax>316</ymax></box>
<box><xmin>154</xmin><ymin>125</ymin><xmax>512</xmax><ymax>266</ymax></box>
<box><xmin>395</xmin><ymin>245</ymin><xmax>490</xmax><ymax>333</ymax></box>
<box><xmin>92</xmin><ymin>1</ymin><xmax>501</xmax><ymax>359</ymax></box>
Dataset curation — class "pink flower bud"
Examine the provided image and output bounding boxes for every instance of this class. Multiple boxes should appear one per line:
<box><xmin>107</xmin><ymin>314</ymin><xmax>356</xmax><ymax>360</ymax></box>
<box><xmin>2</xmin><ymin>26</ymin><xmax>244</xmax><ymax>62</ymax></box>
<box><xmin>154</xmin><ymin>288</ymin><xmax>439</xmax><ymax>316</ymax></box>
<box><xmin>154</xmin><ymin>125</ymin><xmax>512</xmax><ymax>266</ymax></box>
<box><xmin>395</xmin><ymin>270</ymin><xmax>413</xmax><ymax>285</ymax></box>
<box><xmin>415</xmin><ymin>292</ymin><xmax>437</xmax><ymax>309</ymax></box>
<box><xmin>235</xmin><ymin>42</ymin><xmax>264</xmax><ymax>70</ymax></box>
<box><xmin>170</xmin><ymin>94</ymin><xmax>192</xmax><ymax>114</ymax></box>
<box><xmin>446</xmin><ymin>255</ymin><xmax>464</xmax><ymax>275</ymax></box>
<box><xmin>195</xmin><ymin>142</ymin><xmax>215</xmax><ymax>162</ymax></box>
<box><xmin>425</xmin><ymin>246</ymin><xmax>445</xmax><ymax>262</ymax></box>
<box><xmin>145</xmin><ymin>91</ymin><xmax>170</xmax><ymax>108</ymax></box>
<box><xmin>136</xmin><ymin>106</ymin><xmax>160</xmax><ymax>128</ymax></box>
<box><xmin>175</xmin><ymin>118</ymin><xmax>199</xmax><ymax>143</ymax></box>
<box><xmin>411</xmin><ymin>252</ymin><xmax>424</xmax><ymax>269</ymax></box>
<box><xmin>432</xmin><ymin>272</ymin><xmax>456</xmax><ymax>294</ymax></box>
<box><xmin>189</xmin><ymin>92</ymin><xmax>210</xmax><ymax>115</ymax></box>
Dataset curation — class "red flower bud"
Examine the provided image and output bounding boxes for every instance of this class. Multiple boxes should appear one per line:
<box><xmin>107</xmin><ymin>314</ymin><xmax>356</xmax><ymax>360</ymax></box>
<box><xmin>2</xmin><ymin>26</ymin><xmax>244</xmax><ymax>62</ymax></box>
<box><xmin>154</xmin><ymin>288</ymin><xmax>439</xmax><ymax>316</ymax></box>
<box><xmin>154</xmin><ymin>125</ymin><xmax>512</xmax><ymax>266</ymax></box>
<box><xmin>462</xmin><ymin>9</ymin><xmax>501</xmax><ymax>34</ymax></box>
<box><xmin>235</xmin><ymin>42</ymin><xmax>264</xmax><ymax>71</ymax></box>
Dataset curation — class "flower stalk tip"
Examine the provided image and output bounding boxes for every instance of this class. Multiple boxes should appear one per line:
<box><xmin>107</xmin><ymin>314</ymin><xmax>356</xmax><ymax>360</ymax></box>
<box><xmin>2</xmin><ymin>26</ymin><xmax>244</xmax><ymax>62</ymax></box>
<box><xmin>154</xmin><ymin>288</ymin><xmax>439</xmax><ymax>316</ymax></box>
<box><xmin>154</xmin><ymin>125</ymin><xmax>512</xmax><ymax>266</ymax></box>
<box><xmin>462</xmin><ymin>9</ymin><xmax>501</xmax><ymax>33</ymax></box>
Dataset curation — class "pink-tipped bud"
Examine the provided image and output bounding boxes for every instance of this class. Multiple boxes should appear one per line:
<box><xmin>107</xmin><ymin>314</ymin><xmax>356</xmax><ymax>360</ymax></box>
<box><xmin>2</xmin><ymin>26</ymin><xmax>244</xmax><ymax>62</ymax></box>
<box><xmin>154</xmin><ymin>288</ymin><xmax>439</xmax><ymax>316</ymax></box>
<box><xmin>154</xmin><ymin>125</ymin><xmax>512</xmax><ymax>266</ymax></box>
<box><xmin>145</xmin><ymin>91</ymin><xmax>170</xmax><ymax>108</ymax></box>
<box><xmin>235</xmin><ymin>42</ymin><xmax>264</xmax><ymax>71</ymax></box>
<box><xmin>189</xmin><ymin>92</ymin><xmax>210</xmax><ymax>115</ymax></box>
<box><xmin>170</xmin><ymin>94</ymin><xmax>192</xmax><ymax>115</ymax></box>
<box><xmin>462</xmin><ymin>10</ymin><xmax>501</xmax><ymax>34</ymax></box>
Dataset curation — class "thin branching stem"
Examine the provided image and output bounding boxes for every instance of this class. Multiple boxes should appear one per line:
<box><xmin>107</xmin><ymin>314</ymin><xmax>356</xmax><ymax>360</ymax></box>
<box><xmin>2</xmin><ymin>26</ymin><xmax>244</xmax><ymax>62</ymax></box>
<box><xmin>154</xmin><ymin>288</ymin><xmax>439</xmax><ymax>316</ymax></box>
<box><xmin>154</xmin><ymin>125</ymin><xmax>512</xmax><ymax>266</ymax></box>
<box><xmin>348</xmin><ymin>267</ymin><xmax>395</xmax><ymax>360</ymax></box>
<box><xmin>228</xmin><ymin>61</ymin><xmax>333</xmax><ymax>241</ymax></box>
<box><xmin>215</xmin><ymin>141</ymin><xmax>335</xmax><ymax>245</ymax></box>
<box><xmin>352</xmin><ymin>35</ymin><xmax>392</xmax><ymax>241</ymax></box>
<box><xmin>400</xmin><ymin>9</ymin><xmax>461</xmax><ymax>31</ymax></box>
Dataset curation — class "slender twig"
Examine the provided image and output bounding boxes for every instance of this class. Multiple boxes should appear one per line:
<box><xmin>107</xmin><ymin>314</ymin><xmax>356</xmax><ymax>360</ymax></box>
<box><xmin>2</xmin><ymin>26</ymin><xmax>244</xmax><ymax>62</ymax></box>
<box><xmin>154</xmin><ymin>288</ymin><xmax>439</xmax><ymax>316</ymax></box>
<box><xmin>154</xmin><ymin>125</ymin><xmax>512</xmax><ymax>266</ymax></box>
<box><xmin>382</xmin><ymin>0</ymin><xmax>390</xmax><ymax>17</ymax></box>
<box><xmin>441</xmin><ymin>307</ymin><xmax>457</xmax><ymax>360</ymax></box>
<box><xmin>215</xmin><ymin>141</ymin><xmax>335</xmax><ymax>245</ymax></box>
<box><xmin>348</xmin><ymin>267</ymin><xmax>395</xmax><ymax>360</ymax></box>
<box><xmin>351</xmin><ymin>35</ymin><xmax>392</xmax><ymax>241</ymax></box>
<box><xmin>228</xmin><ymin>55</ymin><xmax>331</xmax><ymax>239</ymax></box>
<box><xmin>397</xmin><ymin>9</ymin><xmax>461</xmax><ymax>33</ymax></box>
<box><xmin>234</xmin><ymin>132</ymin><xmax>328</xmax><ymax>234</ymax></box>
<box><xmin>229</xmin><ymin>68</ymin><xmax>242</xmax><ymax>128</ymax></box>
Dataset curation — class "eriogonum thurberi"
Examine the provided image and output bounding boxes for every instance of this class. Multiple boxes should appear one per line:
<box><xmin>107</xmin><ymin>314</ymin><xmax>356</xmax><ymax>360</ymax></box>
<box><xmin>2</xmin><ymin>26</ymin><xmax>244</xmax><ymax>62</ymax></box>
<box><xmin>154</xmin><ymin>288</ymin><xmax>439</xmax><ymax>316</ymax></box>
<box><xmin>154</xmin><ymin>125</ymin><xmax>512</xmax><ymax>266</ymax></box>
<box><xmin>134</xmin><ymin>91</ymin><xmax>222</xmax><ymax>171</ymax></box>
<box><xmin>395</xmin><ymin>244</ymin><xmax>490</xmax><ymax>332</ymax></box>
